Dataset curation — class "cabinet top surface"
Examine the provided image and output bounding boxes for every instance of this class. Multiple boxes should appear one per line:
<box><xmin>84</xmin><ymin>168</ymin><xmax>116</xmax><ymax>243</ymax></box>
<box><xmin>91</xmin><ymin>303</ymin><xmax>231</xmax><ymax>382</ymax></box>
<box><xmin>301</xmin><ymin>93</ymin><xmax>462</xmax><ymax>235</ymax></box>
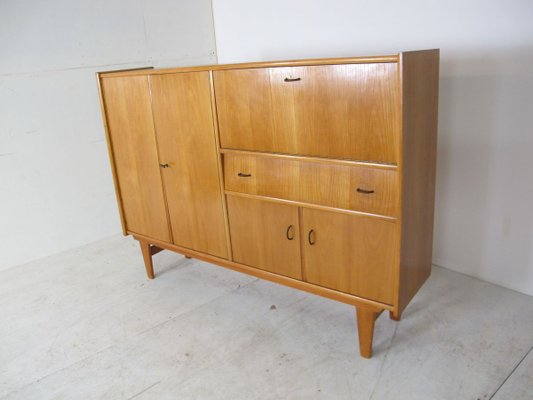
<box><xmin>97</xmin><ymin>49</ymin><xmax>438</xmax><ymax>78</ymax></box>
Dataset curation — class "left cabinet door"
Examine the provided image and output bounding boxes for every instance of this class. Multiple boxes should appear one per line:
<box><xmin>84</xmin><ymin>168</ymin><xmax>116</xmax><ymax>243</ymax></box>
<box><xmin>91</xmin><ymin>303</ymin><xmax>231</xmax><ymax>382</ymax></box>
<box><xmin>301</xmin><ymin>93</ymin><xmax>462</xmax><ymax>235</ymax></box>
<box><xmin>150</xmin><ymin>72</ymin><xmax>228</xmax><ymax>259</ymax></box>
<box><xmin>101</xmin><ymin>75</ymin><xmax>171</xmax><ymax>242</ymax></box>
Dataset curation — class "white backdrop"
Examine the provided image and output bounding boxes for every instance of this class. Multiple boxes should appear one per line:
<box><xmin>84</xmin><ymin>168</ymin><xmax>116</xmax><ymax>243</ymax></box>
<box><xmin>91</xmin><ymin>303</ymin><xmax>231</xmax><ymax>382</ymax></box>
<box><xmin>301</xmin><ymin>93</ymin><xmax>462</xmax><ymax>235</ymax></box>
<box><xmin>0</xmin><ymin>0</ymin><xmax>217</xmax><ymax>270</ymax></box>
<box><xmin>211</xmin><ymin>0</ymin><xmax>533</xmax><ymax>295</ymax></box>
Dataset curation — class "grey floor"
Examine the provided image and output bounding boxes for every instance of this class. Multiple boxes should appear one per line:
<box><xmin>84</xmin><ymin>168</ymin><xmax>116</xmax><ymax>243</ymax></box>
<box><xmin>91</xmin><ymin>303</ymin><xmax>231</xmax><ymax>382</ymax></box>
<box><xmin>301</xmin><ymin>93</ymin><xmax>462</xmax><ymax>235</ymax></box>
<box><xmin>1</xmin><ymin>236</ymin><xmax>532</xmax><ymax>400</ymax></box>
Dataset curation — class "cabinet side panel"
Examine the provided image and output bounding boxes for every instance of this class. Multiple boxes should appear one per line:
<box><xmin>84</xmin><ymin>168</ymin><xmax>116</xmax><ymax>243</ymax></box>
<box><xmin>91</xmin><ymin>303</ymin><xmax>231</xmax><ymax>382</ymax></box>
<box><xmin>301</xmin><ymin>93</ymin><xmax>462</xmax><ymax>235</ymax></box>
<box><xmin>398</xmin><ymin>50</ymin><xmax>440</xmax><ymax>315</ymax></box>
<box><xmin>100</xmin><ymin>76</ymin><xmax>171</xmax><ymax>242</ymax></box>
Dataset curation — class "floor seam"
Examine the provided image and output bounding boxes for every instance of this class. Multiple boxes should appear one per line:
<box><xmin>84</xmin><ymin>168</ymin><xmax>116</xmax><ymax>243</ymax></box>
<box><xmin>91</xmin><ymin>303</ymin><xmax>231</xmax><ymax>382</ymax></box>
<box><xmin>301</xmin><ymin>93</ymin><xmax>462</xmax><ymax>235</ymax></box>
<box><xmin>488</xmin><ymin>344</ymin><xmax>533</xmax><ymax>400</ymax></box>
<box><xmin>136</xmin><ymin>275</ymin><xmax>261</xmax><ymax>337</ymax></box>
<box><xmin>368</xmin><ymin>322</ymin><xmax>399</xmax><ymax>400</ymax></box>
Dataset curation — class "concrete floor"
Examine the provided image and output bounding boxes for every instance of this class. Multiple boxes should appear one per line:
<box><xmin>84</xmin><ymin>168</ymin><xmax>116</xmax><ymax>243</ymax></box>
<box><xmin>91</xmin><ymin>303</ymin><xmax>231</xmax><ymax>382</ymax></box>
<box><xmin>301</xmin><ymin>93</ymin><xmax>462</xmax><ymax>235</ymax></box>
<box><xmin>1</xmin><ymin>236</ymin><xmax>532</xmax><ymax>400</ymax></box>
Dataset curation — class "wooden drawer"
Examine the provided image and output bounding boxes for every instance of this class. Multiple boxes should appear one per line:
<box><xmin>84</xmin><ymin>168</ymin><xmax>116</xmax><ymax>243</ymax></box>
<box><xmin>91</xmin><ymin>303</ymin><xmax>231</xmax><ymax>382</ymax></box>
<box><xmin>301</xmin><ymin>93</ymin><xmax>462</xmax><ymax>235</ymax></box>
<box><xmin>214</xmin><ymin>63</ymin><xmax>400</xmax><ymax>164</ymax></box>
<box><xmin>223</xmin><ymin>153</ymin><xmax>399</xmax><ymax>218</ymax></box>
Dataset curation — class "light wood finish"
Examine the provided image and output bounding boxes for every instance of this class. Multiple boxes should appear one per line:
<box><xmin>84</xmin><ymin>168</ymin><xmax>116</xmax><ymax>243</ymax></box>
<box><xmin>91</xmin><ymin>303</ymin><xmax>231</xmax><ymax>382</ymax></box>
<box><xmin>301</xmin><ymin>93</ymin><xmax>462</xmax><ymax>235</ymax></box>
<box><xmin>214</xmin><ymin>63</ymin><xmax>400</xmax><ymax>163</ymax></box>
<box><xmin>301</xmin><ymin>208</ymin><xmax>398</xmax><ymax>304</ymax></box>
<box><xmin>225</xmin><ymin>191</ymin><xmax>397</xmax><ymax>222</ymax></box>
<box><xmin>96</xmin><ymin>74</ymin><xmax>127</xmax><ymax>235</ymax></box>
<box><xmin>223</xmin><ymin>153</ymin><xmax>399</xmax><ymax>218</ymax></box>
<box><xmin>395</xmin><ymin>49</ymin><xmax>440</xmax><ymax>319</ymax></box>
<box><xmin>356</xmin><ymin>306</ymin><xmax>383</xmax><ymax>358</ymax></box>
<box><xmin>139</xmin><ymin>240</ymin><xmax>155</xmax><ymax>279</ymax></box>
<box><xmin>132</xmin><ymin>232</ymin><xmax>393</xmax><ymax>311</ymax></box>
<box><xmin>220</xmin><ymin>149</ymin><xmax>398</xmax><ymax>170</ymax></box>
<box><xmin>150</xmin><ymin>72</ymin><xmax>228</xmax><ymax>258</ymax></box>
<box><xmin>98</xmin><ymin>50</ymin><xmax>440</xmax><ymax>359</ymax></box>
<box><xmin>100</xmin><ymin>76</ymin><xmax>170</xmax><ymax>242</ymax></box>
<box><xmin>98</xmin><ymin>55</ymin><xmax>399</xmax><ymax>78</ymax></box>
<box><xmin>208</xmin><ymin>71</ymin><xmax>234</xmax><ymax>260</ymax></box>
<box><xmin>226</xmin><ymin>195</ymin><xmax>302</xmax><ymax>279</ymax></box>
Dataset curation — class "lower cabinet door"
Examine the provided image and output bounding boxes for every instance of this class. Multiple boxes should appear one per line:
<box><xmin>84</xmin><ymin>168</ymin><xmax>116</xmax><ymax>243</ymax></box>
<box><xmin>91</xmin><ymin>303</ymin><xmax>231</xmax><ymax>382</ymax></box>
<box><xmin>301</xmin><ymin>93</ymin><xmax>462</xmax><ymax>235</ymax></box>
<box><xmin>302</xmin><ymin>208</ymin><xmax>397</xmax><ymax>304</ymax></box>
<box><xmin>227</xmin><ymin>196</ymin><xmax>302</xmax><ymax>279</ymax></box>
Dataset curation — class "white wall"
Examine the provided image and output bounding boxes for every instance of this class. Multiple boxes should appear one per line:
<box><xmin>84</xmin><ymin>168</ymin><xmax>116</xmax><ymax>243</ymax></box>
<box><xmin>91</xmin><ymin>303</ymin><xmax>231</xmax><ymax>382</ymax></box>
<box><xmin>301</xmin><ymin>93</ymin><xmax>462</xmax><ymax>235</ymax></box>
<box><xmin>212</xmin><ymin>0</ymin><xmax>533</xmax><ymax>295</ymax></box>
<box><xmin>0</xmin><ymin>0</ymin><xmax>217</xmax><ymax>270</ymax></box>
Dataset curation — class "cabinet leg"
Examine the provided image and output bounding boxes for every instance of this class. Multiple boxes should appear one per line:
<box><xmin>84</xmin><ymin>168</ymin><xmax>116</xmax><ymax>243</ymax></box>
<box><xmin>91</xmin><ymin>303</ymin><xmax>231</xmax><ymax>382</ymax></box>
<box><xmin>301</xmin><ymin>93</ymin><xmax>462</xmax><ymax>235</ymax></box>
<box><xmin>139</xmin><ymin>240</ymin><xmax>155</xmax><ymax>279</ymax></box>
<box><xmin>389</xmin><ymin>310</ymin><xmax>401</xmax><ymax>321</ymax></box>
<box><xmin>356</xmin><ymin>306</ymin><xmax>383</xmax><ymax>358</ymax></box>
<box><xmin>185</xmin><ymin>256</ymin><xmax>192</xmax><ymax>259</ymax></box>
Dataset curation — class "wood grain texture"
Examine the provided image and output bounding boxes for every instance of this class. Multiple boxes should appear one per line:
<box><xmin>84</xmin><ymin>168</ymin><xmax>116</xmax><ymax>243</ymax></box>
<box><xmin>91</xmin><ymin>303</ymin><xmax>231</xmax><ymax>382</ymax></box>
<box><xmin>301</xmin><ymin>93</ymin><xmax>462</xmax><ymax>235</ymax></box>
<box><xmin>396</xmin><ymin>49</ymin><xmax>440</xmax><ymax>318</ymax></box>
<box><xmin>100</xmin><ymin>75</ymin><xmax>170</xmax><ymax>242</ymax></box>
<box><xmin>224</xmin><ymin>153</ymin><xmax>399</xmax><ymax>218</ymax></box>
<box><xmin>132</xmin><ymin>233</ymin><xmax>393</xmax><ymax>311</ymax></box>
<box><xmin>208</xmin><ymin>71</ymin><xmax>234</xmax><ymax>260</ymax></box>
<box><xmin>226</xmin><ymin>195</ymin><xmax>302</xmax><ymax>279</ymax></box>
<box><xmin>139</xmin><ymin>239</ymin><xmax>155</xmax><ymax>279</ymax></box>
<box><xmin>98</xmin><ymin>55</ymin><xmax>399</xmax><ymax>78</ymax></box>
<box><xmin>356</xmin><ymin>306</ymin><xmax>383</xmax><ymax>358</ymax></box>
<box><xmin>214</xmin><ymin>63</ymin><xmax>400</xmax><ymax>163</ymax></box>
<box><xmin>96</xmin><ymin>74</ymin><xmax>127</xmax><ymax>235</ymax></box>
<box><xmin>302</xmin><ymin>208</ymin><xmax>398</xmax><ymax>304</ymax></box>
<box><xmin>150</xmin><ymin>72</ymin><xmax>228</xmax><ymax>259</ymax></box>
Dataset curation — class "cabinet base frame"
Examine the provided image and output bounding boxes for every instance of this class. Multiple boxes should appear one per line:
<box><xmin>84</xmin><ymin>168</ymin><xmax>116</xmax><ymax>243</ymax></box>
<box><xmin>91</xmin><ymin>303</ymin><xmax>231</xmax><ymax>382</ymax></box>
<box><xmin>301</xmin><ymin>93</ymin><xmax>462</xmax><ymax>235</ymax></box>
<box><xmin>132</xmin><ymin>233</ymin><xmax>392</xmax><ymax>358</ymax></box>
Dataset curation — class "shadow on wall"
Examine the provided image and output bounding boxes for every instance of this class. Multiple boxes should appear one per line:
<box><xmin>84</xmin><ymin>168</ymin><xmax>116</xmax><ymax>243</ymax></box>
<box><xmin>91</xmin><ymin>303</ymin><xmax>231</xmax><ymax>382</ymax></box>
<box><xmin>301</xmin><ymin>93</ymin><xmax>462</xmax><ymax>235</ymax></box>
<box><xmin>433</xmin><ymin>47</ymin><xmax>533</xmax><ymax>295</ymax></box>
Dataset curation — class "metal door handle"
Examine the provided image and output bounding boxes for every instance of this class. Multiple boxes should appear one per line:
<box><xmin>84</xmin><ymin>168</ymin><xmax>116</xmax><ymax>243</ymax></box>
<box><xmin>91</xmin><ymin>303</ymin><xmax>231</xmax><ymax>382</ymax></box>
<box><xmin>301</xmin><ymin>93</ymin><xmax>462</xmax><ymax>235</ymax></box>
<box><xmin>286</xmin><ymin>225</ymin><xmax>294</xmax><ymax>240</ymax></box>
<box><xmin>238</xmin><ymin>172</ymin><xmax>252</xmax><ymax>177</ymax></box>
<box><xmin>284</xmin><ymin>77</ymin><xmax>301</xmax><ymax>82</ymax></box>
<box><xmin>308</xmin><ymin>229</ymin><xmax>315</xmax><ymax>245</ymax></box>
<box><xmin>357</xmin><ymin>188</ymin><xmax>374</xmax><ymax>194</ymax></box>
<box><xmin>159</xmin><ymin>163</ymin><xmax>169</xmax><ymax>168</ymax></box>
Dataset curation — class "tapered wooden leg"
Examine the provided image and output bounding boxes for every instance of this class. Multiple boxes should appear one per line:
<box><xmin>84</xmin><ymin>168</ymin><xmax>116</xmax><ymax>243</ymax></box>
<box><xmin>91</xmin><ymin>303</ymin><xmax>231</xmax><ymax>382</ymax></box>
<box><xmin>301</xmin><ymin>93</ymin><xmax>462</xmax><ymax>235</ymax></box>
<box><xmin>356</xmin><ymin>306</ymin><xmax>382</xmax><ymax>358</ymax></box>
<box><xmin>139</xmin><ymin>240</ymin><xmax>155</xmax><ymax>279</ymax></box>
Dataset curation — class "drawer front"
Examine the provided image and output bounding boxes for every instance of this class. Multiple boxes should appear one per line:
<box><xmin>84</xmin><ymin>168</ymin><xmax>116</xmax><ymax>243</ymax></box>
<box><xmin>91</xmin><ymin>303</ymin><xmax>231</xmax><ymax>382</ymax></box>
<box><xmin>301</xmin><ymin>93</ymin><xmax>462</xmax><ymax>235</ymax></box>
<box><xmin>214</xmin><ymin>63</ymin><xmax>400</xmax><ymax>164</ymax></box>
<box><xmin>224</xmin><ymin>153</ymin><xmax>399</xmax><ymax>218</ymax></box>
<box><xmin>301</xmin><ymin>208</ymin><xmax>397</xmax><ymax>304</ymax></box>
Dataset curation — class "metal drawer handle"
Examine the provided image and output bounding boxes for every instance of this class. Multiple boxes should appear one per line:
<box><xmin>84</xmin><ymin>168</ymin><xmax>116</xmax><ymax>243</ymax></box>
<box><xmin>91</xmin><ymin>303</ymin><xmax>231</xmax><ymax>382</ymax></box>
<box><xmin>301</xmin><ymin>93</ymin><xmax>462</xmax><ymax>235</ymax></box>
<box><xmin>357</xmin><ymin>188</ymin><xmax>374</xmax><ymax>194</ymax></box>
<box><xmin>286</xmin><ymin>225</ymin><xmax>294</xmax><ymax>240</ymax></box>
<box><xmin>238</xmin><ymin>172</ymin><xmax>252</xmax><ymax>177</ymax></box>
<box><xmin>308</xmin><ymin>229</ymin><xmax>315</xmax><ymax>245</ymax></box>
<box><xmin>159</xmin><ymin>163</ymin><xmax>169</xmax><ymax>168</ymax></box>
<box><xmin>284</xmin><ymin>77</ymin><xmax>301</xmax><ymax>82</ymax></box>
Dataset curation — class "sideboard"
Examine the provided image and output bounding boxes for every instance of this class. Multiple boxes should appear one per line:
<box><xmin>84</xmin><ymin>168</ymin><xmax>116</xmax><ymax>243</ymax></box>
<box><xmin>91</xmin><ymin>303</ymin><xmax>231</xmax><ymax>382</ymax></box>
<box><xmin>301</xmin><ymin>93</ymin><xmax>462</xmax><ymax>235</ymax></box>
<box><xmin>97</xmin><ymin>49</ymin><xmax>439</xmax><ymax>358</ymax></box>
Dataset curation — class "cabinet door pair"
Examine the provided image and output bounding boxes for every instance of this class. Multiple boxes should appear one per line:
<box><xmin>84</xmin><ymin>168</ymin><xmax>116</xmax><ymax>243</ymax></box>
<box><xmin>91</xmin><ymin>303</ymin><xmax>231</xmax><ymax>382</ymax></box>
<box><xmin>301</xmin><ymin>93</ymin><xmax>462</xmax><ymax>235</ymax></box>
<box><xmin>101</xmin><ymin>73</ymin><xmax>228</xmax><ymax>258</ymax></box>
<box><xmin>226</xmin><ymin>196</ymin><xmax>397</xmax><ymax>304</ymax></box>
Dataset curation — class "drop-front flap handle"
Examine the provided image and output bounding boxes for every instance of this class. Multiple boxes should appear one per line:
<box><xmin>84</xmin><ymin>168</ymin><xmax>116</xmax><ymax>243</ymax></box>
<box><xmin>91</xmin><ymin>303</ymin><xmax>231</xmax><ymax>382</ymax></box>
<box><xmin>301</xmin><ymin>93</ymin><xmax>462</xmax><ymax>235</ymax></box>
<box><xmin>357</xmin><ymin>188</ymin><xmax>375</xmax><ymax>194</ymax></box>
<box><xmin>284</xmin><ymin>77</ymin><xmax>301</xmax><ymax>82</ymax></box>
<box><xmin>238</xmin><ymin>172</ymin><xmax>252</xmax><ymax>177</ymax></box>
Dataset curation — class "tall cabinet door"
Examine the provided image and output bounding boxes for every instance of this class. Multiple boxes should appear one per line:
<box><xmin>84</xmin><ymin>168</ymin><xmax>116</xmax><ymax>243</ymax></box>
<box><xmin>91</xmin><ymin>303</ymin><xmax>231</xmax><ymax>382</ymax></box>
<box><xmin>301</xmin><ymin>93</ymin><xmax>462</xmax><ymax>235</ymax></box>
<box><xmin>301</xmin><ymin>208</ymin><xmax>397</xmax><ymax>304</ymax></box>
<box><xmin>150</xmin><ymin>72</ymin><xmax>228</xmax><ymax>259</ymax></box>
<box><xmin>226</xmin><ymin>196</ymin><xmax>302</xmax><ymax>279</ymax></box>
<box><xmin>101</xmin><ymin>76</ymin><xmax>170</xmax><ymax>242</ymax></box>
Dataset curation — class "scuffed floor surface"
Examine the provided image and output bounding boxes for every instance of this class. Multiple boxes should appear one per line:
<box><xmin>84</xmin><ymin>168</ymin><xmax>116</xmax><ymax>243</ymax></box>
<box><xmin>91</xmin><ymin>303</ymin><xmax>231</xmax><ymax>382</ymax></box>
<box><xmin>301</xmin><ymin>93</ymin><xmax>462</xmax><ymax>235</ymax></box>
<box><xmin>1</xmin><ymin>236</ymin><xmax>532</xmax><ymax>399</ymax></box>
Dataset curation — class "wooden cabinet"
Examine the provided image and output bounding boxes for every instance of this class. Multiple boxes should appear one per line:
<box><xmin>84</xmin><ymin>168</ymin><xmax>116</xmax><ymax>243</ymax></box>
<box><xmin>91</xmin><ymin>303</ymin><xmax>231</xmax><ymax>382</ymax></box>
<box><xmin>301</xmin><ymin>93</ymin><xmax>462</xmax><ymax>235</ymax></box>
<box><xmin>100</xmin><ymin>76</ymin><xmax>170</xmax><ymax>242</ymax></box>
<box><xmin>301</xmin><ymin>208</ymin><xmax>397</xmax><ymax>304</ymax></box>
<box><xmin>214</xmin><ymin>63</ymin><xmax>400</xmax><ymax>163</ymax></box>
<box><xmin>226</xmin><ymin>196</ymin><xmax>302</xmax><ymax>280</ymax></box>
<box><xmin>150</xmin><ymin>72</ymin><xmax>228</xmax><ymax>258</ymax></box>
<box><xmin>97</xmin><ymin>50</ymin><xmax>439</xmax><ymax>359</ymax></box>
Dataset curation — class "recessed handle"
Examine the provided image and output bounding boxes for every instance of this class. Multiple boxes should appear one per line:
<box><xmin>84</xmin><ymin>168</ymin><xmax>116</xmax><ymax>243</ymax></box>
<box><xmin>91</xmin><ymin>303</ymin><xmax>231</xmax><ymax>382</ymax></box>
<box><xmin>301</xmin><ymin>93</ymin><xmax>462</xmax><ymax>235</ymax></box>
<box><xmin>284</xmin><ymin>77</ymin><xmax>301</xmax><ymax>82</ymax></box>
<box><xmin>308</xmin><ymin>229</ymin><xmax>315</xmax><ymax>245</ymax></box>
<box><xmin>238</xmin><ymin>172</ymin><xmax>252</xmax><ymax>177</ymax></box>
<box><xmin>159</xmin><ymin>163</ymin><xmax>169</xmax><ymax>168</ymax></box>
<box><xmin>357</xmin><ymin>188</ymin><xmax>374</xmax><ymax>194</ymax></box>
<box><xmin>286</xmin><ymin>225</ymin><xmax>294</xmax><ymax>240</ymax></box>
